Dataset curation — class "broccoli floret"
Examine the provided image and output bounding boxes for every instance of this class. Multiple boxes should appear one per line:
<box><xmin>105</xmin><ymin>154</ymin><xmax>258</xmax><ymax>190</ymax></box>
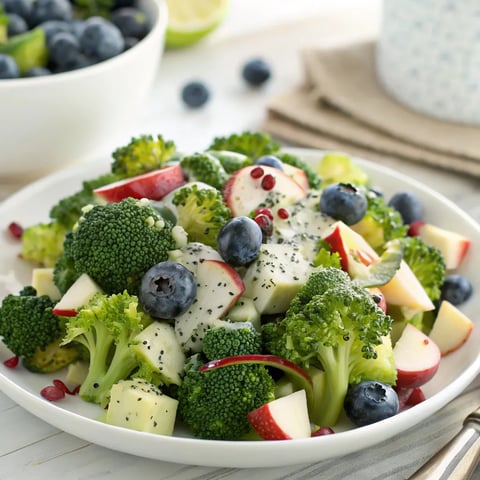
<box><xmin>203</xmin><ymin>321</ymin><xmax>261</xmax><ymax>359</ymax></box>
<box><xmin>0</xmin><ymin>286</ymin><xmax>62</xmax><ymax>359</ymax></box>
<box><xmin>208</xmin><ymin>131</ymin><xmax>280</xmax><ymax>161</ymax></box>
<box><xmin>61</xmin><ymin>291</ymin><xmax>151</xmax><ymax>407</ymax></box>
<box><xmin>276</xmin><ymin>152</ymin><xmax>322</xmax><ymax>190</ymax></box>
<box><xmin>401</xmin><ymin>236</ymin><xmax>446</xmax><ymax>302</ymax></box>
<box><xmin>20</xmin><ymin>221</ymin><xmax>68</xmax><ymax>267</ymax></box>
<box><xmin>177</xmin><ymin>323</ymin><xmax>275</xmax><ymax>440</ymax></box>
<box><xmin>49</xmin><ymin>172</ymin><xmax>120</xmax><ymax>229</ymax></box>
<box><xmin>179</xmin><ymin>153</ymin><xmax>229</xmax><ymax>190</ymax></box>
<box><xmin>262</xmin><ymin>267</ymin><xmax>394</xmax><ymax>427</ymax></box>
<box><xmin>22</xmin><ymin>338</ymin><xmax>81</xmax><ymax>373</ymax></box>
<box><xmin>70</xmin><ymin>198</ymin><xmax>176</xmax><ymax>294</ymax></box>
<box><xmin>53</xmin><ymin>231</ymin><xmax>81</xmax><ymax>294</ymax></box>
<box><xmin>352</xmin><ymin>191</ymin><xmax>408</xmax><ymax>251</ymax></box>
<box><xmin>312</xmin><ymin>246</ymin><xmax>342</xmax><ymax>269</ymax></box>
<box><xmin>111</xmin><ymin>134</ymin><xmax>176</xmax><ymax>178</ymax></box>
<box><xmin>171</xmin><ymin>184</ymin><xmax>231</xmax><ymax>248</ymax></box>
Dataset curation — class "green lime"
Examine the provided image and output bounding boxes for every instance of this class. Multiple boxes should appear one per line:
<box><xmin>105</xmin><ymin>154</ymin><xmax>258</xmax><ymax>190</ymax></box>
<box><xmin>166</xmin><ymin>0</ymin><xmax>229</xmax><ymax>48</ymax></box>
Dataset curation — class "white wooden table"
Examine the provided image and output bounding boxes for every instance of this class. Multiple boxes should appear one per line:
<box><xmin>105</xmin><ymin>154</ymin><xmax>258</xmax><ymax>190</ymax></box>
<box><xmin>1</xmin><ymin>1</ymin><xmax>479</xmax><ymax>478</ymax></box>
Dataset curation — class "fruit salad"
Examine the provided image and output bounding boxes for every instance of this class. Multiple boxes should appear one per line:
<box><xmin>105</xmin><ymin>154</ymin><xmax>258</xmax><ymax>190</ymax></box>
<box><xmin>0</xmin><ymin>131</ymin><xmax>475</xmax><ymax>441</ymax></box>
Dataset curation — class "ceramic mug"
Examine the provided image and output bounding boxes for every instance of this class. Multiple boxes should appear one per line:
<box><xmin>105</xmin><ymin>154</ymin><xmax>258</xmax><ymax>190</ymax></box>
<box><xmin>376</xmin><ymin>0</ymin><xmax>480</xmax><ymax>125</ymax></box>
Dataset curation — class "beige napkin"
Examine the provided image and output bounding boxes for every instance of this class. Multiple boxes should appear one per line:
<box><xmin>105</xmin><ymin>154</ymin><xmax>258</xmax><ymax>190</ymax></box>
<box><xmin>263</xmin><ymin>41</ymin><xmax>480</xmax><ymax>178</ymax></box>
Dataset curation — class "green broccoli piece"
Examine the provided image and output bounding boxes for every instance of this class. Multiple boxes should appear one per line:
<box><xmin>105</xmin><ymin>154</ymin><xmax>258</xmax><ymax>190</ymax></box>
<box><xmin>276</xmin><ymin>152</ymin><xmax>322</xmax><ymax>190</ymax></box>
<box><xmin>171</xmin><ymin>184</ymin><xmax>231</xmax><ymax>248</ymax></box>
<box><xmin>316</xmin><ymin>152</ymin><xmax>370</xmax><ymax>187</ymax></box>
<box><xmin>70</xmin><ymin>198</ymin><xmax>176</xmax><ymax>294</ymax></box>
<box><xmin>312</xmin><ymin>245</ymin><xmax>342</xmax><ymax>269</ymax></box>
<box><xmin>111</xmin><ymin>134</ymin><xmax>176</xmax><ymax>178</ymax></box>
<box><xmin>177</xmin><ymin>322</ymin><xmax>275</xmax><ymax>440</ymax></box>
<box><xmin>53</xmin><ymin>231</ymin><xmax>81</xmax><ymax>294</ymax></box>
<box><xmin>208</xmin><ymin>131</ymin><xmax>280</xmax><ymax>161</ymax></box>
<box><xmin>401</xmin><ymin>236</ymin><xmax>446</xmax><ymax>302</ymax></box>
<box><xmin>351</xmin><ymin>191</ymin><xmax>408</xmax><ymax>251</ymax></box>
<box><xmin>207</xmin><ymin>150</ymin><xmax>252</xmax><ymax>173</ymax></box>
<box><xmin>262</xmin><ymin>267</ymin><xmax>394</xmax><ymax>427</ymax></box>
<box><xmin>61</xmin><ymin>291</ymin><xmax>151</xmax><ymax>407</ymax></box>
<box><xmin>20</xmin><ymin>221</ymin><xmax>68</xmax><ymax>267</ymax></box>
<box><xmin>0</xmin><ymin>286</ymin><xmax>62</xmax><ymax>359</ymax></box>
<box><xmin>49</xmin><ymin>172</ymin><xmax>120</xmax><ymax>229</ymax></box>
<box><xmin>179</xmin><ymin>152</ymin><xmax>229</xmax><ymax>190</ymax></box>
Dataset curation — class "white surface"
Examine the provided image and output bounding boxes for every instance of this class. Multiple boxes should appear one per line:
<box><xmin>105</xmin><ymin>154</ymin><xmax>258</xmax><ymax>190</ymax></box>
<box><xmin>0</xmin><ymin>149</ymin><xmax>479</xmax><ymax>469</ymax></box>
<box><xmin>0</xmin><ymin>0</ymin><xmax>166</xmax><ymax>178</ymax></box>
<box><xmin>1</xmin><ymin>1</ymin><xmax>480</xmax><ymax>478</ymax></box>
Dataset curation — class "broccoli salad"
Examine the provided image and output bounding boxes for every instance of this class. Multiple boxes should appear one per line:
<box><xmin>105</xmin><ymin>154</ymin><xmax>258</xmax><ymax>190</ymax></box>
<box><xmin>0</xmin><ymin>131</ymin><xmax>474</xmax><ymax>440</ymax></box>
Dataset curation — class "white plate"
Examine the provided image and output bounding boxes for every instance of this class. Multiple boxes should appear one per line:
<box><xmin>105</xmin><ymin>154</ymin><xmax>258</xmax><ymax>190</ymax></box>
<box><xmin>0</xmin><ymin>149</ymin><xmax>479</xmax><ymax>468</ymax></box>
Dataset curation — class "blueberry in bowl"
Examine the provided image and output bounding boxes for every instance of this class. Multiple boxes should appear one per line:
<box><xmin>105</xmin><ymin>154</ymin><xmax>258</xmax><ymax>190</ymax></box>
<box><xmin>0</xmin><ymin>0</ymin><xmax>168</xmax><ymax>177</ymax></box>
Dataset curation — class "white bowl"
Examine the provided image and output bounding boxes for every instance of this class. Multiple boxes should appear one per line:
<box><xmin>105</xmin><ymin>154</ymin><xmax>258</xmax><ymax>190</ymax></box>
<box><xmin>0</xmin><ymin>0</ymin><xmax>167</xmax><ymax>180</ymax></box>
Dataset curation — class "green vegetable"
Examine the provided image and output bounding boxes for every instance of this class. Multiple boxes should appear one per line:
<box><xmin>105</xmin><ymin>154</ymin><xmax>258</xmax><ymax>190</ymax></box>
<box><xmin>179</xmin><ymin>152</ymin><xmax>229</xmax><ymax>190</ymax></box>
<box><xmin>111</xmin><ymin>134</ymin><xmax>176</xmax><ymax>178</ymax></box>
<box><xmin>71</xmin><ymin>0</ymin><xmax>115</xmax><ymax>18</ymax></box>
<box><xmin>61</xmin><ymin>291</ymin><xmax>152</xmax><ymax>407</ymax></box>
<box><xmin>171</xmin><ymin>184</ymin><xmax>231</xmax><ymax>248</ymax></box>
<box><xmin>262</xmin><ymin>267</ymin><xmax>394</xmax><ymax>426</ymax></box>
<box><xmin>316</xmin><ymin>152</ymin><xmax>369</xmax><ymax>187</ymax></box>
<box><xmin>276</xmin><ymin>152</ymin><xmax>322</xmax><ymax>190</ymax></box>
<box><xmin>312</xmin><ymin>246</ymin><xmax>342</xmax><ymax>269</ymax></box>
<box><xmin>0</xmin><ymin>27</ymin><xmax>47</xmax><ymax>74</ymax></box>
<box><xmin>207</xmin><ymin>150</ymin><xmax>252</xmax><ymax>173</ymax></box>
<box><xmin>0</xmin><ymin>286</ymin><xmax>61</xmax><ymax>359</ymax></box>
<box><xmin>177</xmin><ymin>322</ymin><xmax>275</xmax><ymax>440</ymax></box>
<box><xmin>70</xmin><ymin>198</ymin><xmax>176</xmax><ymax>294</ymax></box>
<box><xmin>352</xmin><ymin>191</ymin><xmax>408</xmax><ymax>251</ymax></box>
<box><xmin>53</xmin><ymin>231</ymin><xmax>81</xmax><ymax>294</ymax></box>
<box><xmin>207</xmin><ymin>130</ymin><xmax>280</xmax><ymax>161</ymax></box>
<box><xmin>21</xmin><ymin>221</ymin><xmax>68</xmax><ymax>268</ymax></box>
<box><xmin>22</xmin><ymin>339</ymin><xmax>81</xmax><ymax>374</ymax></box>
<box><xmin>49</xmin><ymin>172</ymin><xmax>120</xmax><ymax>229</ymax></box>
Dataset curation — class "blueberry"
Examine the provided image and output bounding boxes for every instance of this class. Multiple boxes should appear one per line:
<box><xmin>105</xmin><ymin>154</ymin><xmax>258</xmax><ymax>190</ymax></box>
<box><xmin>320</xmin><ymin>182</ymin><xmax>368</xmax><ymax>225</ymax></box>
<box><xmin>49</xmin><ymin>31</ymin><xmax>81</xmax><ymax>69</ymax></box>
<box><xmin>24</xmin><ymin>66</ymin><xmax>52</xmax><ymax>77</ymax></box>
<box><xmin>30</xmin><ymin>0</ymin><xmax>73</xmax><ymax>26</ymax></box>
<box><xmin>110</xmin><ymin>7</ymin><xmax>149</xmax><ymax>39</ymax></box>
<box><xmin>0</xmin><ymin>54</ymin><xmax>19</xmax><ymax>79</ymax></box>
<box><xmin>40</xmin><ymin>20</ymin><xmax>73</xmax><ymax>47</ymax></box>
<box><xmin>255</xmin><ymin>155</ymin><xmax>283</xmax><ymax>170</ymax></box>
<box><xmin>123</xmin><ymin>36</ymin><xmax>139</xmax><ymax>51</ymax></box>
<box><xmin>181</xmin><ymin>81</ymin><xmax>210</xmax><ymax>108</ymax></box>
<box><xmin>140</xmin><ymin>261</ymin><xmax>197</xmax><ymax>320</ymax></box>
<box><xmin>80</xmin><ymin>17</ymin><xmax>124</xmax><ymax>61</ymax></box>
<box><xmin>6</xmin><ymin>13</ymin><xmax>29</xmax><ymax>36</ymax></box>
<box><xmin>1</xmin><ymin>0</ymin><xmax>33</xmax><ymax>23</ymax></box>
<box><xmin>68</xmin><ymin>19</ymin><xmax>86</xmax><ymax>40</ymax></box>
<box><xmin>388</xmin><ymin>191</ymin><xmax>423</xmax><ymax>225</ymax></box>
<box><xmin>441</xmin><ymin>274</ymin><xmax>473</xmax><ymax>306</ymax></box>
<box><xmin>242</xmin><ymin>58</ymin><xmax>271</xmax><ymax>87</ymax></box>
<box><xmin>217</xmin><ymin>216</ymin><xmax>263</xmax><ymax>266</ymax></box>
<box><xmin>344</xmin><ymin>380</ymin><xmax>399</xmax><ymax>427</ymax></box>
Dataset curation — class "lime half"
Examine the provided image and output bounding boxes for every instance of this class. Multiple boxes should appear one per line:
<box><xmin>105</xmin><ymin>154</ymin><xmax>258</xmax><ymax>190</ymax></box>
<box><xmin>166</xmin><ymin>0</ymin><xmax>229</xmax><ymax>48</ymax></box>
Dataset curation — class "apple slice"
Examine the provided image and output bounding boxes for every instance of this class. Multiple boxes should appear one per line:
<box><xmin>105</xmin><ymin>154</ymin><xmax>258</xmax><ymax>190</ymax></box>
<box><xmin>93</xmin><ymin>164</ymin><xmax>185</xmax><ymax>202</ymax></box>
<box><xmin>52</xmin><ymin>273</ymin><xmax>103</xmax><ymax>317</ymax></box>
<box><xmin>247</xmin><ymin>390</ymin><xmax>311</xmax><ymax>440</ymax></box>
<box><xmin>174</xmin><ymin>259</ymin><xmax>245</xmax><ymax>353</ymax></box>
<box><xmin>323</xmin><ymin>221</ymin><xmax>434</xmax><ymax>311</ymax></box>
<box><xmin>393</xmin><ymin>323</ymin><xmax>441</xmax><ymax>389</ymax></box>
<box><xmin>31</xmin><ymin>268</ymin><xmax>61</xmax><ymax>301</ymax></box>
<box><xmin>428</xmin><ymin>300</ymin><xmax>474</xmax><ymax>356</ymax></box>
<box><xmin>416</xmin><ymin>223</ymin><xmax>471</xmax><ymax>270</ymax></box>
<box><xmin>222</xmin><ymin>165</ymin><xmax>307</xmax><ymax>217</ymax></box>
<box><xmin>281</xmin><ymin>163</ymin><xmax>309</xmax><ymax>192</ymax></box>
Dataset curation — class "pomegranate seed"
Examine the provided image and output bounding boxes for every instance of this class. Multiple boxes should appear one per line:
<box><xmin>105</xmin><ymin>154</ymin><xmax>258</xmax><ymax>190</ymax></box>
<box><xmin>53</xmin><ymin>379</ymin><xmax>80</xmax><ymax>395</ymax></box>
<box><xmin>261</xmin><ymin>174</ymin><xmax>275</xmax><ymax>191</ymax></box>
<box><xmin>254</xmin><ymin>207</ymin><xmax>274</xmax><ymax>220</ymax></box>
<box><xmin>3</xmin><ymin>356</ymin><xmax>19</xmax><ymax>368</ymax></box>
<box><xmin>254</xmin><ymin>213</ymin><xmax>273</xmax><ymax>237</ymax></box>
<box><xmin>40</xmin><ymin>385</ymin><xmax>66</xmax><ymax>402</ymax></box>
<box><xmin>7</xmin><ymin>222</ymin><xmax>23</xmax><ymax>239</ymax></box>
<box><xmin>250</xmin><ymin>166</ymin><xmax>264</xmax><ymax>179</ymax></box>
<box><xmin>277</xmin><ymin>208</ymin><xmax>289</xmax><ymax>219</ymax></box>
<box><xmin>311</xmin><ymin>426</ymin><xmax>334</xmax><ymax>437</ymax></box>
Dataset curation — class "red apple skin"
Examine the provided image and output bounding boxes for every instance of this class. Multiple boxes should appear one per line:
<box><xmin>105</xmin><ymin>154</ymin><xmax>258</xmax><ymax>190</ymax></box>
<box><xmin>94</xmin><ymin>165</ymin><xmax>185</xmax><ymax>202</ymax></box>
<box><xmin>394</xmin><ymin>324</ymin><xmax>441</xmax><ymax>389</ymax></box>
<box><xmin>408</xmin><ymin>220</ymin><xmax>425</xmax><ymax>237</ymax></box>
<box><xmin>52</xmin><ymin>308</ymin><xmax>77</xmax><ymax>317</ymax></box>
<box><xmin>247</xmin><ymin>404</ymin><xmax>293</xmax><ymax>440</ymax></box>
